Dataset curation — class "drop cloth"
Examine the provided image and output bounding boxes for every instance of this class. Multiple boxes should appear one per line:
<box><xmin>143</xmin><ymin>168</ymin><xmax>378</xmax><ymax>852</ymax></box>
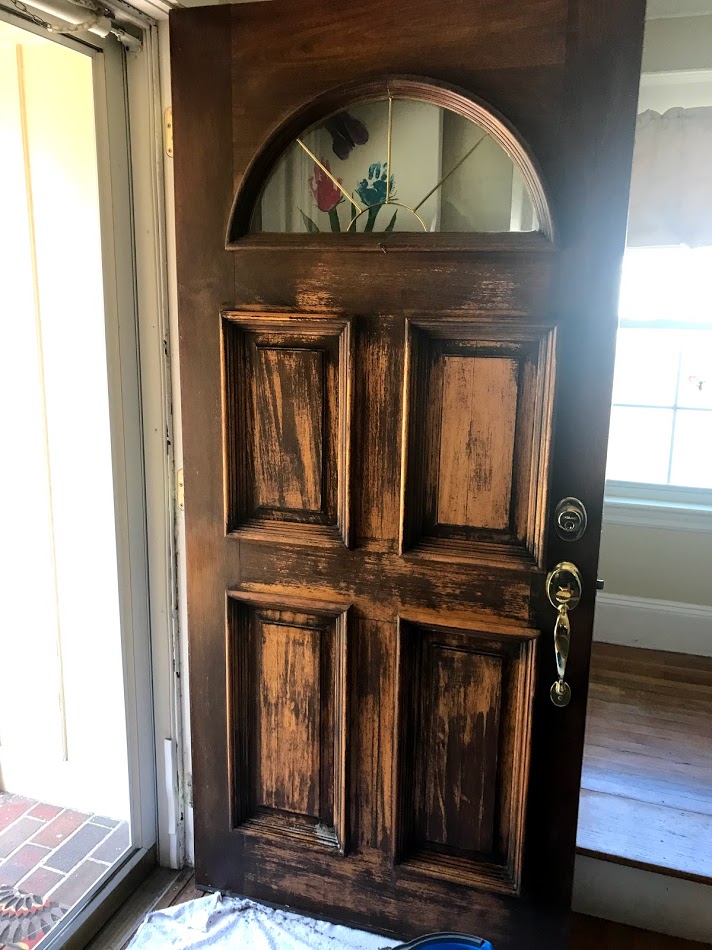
<box><xmin>128</xmin><ymin>891</ymin><xmax>401</xmax><ymax>950</ymax></box>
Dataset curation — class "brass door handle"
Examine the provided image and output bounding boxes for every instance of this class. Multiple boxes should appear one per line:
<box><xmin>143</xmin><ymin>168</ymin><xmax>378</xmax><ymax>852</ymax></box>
<box><xmin>546</xmin><ymin>561</ymin><xmax>582</xmax><ymax>708</ymax></box>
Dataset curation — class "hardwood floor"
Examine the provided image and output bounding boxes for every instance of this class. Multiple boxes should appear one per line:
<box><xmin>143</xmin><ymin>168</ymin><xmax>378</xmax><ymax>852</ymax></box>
<box><xmin>568</xmin><ymin>914</ymin><xmax>709</xmax><ymax>949</ymax></box>
<box><xmin>578</xmin><ymin>643</ymin><xmax>712</xmax><ymax>881</ymax></box>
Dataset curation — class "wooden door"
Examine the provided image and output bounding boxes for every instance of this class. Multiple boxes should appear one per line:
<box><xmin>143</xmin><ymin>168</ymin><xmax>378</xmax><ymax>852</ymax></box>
<box><xmin>170</xmin><ymin>2</ymin><xmax>644</xmax><ymax>947</ymax></box>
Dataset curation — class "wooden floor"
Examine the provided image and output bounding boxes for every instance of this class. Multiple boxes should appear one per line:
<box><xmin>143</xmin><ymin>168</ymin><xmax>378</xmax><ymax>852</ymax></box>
<box><xmin>88</xmin><ymin>867</ymin><xmax>710</xmax><ymax>950</ymax></box>
<box><xmin>577</xmin><ymin>643</ymin><xmax>712</xmax><ymax>881</ymax></box>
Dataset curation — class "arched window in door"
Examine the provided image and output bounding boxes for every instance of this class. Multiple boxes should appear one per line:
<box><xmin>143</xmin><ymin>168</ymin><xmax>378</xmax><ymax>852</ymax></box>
<box><xmin>228</xmin><ymin>79</ymin><xmax>553</xmax><ymax>241</ymax></box>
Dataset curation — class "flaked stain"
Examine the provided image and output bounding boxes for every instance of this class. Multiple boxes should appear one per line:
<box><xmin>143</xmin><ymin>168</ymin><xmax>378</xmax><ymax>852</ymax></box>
<box><xmin>255</xmin><ymin>347</ymin><xmax>322</xmax><ymax>511</ymax></box>
<box><xmin>436</xmin><ymin>354</ymin><xmax>517</xmax><ymax>530</ymax></box>
<box><xmin>259</xmin><ymin>623</ymin><xmax>320</xmax><ymax>816</ymax></box>
<box><xmin>295</xmin><ymin>288</ymin><xmax>333</xmax><ymax>310</ymax></box>
<box><xmin>425</xmin><ymin>651</ymin><xmax>500</xmax><ymax>854</ymax></box>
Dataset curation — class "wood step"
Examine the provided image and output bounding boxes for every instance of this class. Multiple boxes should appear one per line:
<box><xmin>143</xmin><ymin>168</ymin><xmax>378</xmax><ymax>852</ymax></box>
<box><xmin>576</xmin><ymin>788</ymin><xmax>712</xmax><ymax>883</ymax></box>
<box><xmin>577</xmin><ymin>642</ymin><xmax>712</xmax><ymax>885</ymax></box>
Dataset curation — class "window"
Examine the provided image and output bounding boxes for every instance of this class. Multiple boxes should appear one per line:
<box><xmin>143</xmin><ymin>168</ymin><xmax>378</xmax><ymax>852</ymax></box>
<box><xmin>607</xmin><ymin>246</ymin><xmax>712</xmax><ymax>491</ymax></box>
<box><xmin>250</xmin><ymin>96</ymin><xmax>540</xmax><ymax>234</ymax></box>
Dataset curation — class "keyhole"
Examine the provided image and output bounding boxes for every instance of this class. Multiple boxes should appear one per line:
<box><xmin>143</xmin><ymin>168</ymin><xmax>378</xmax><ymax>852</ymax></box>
<box><xmin>555</xmin><ymin>498</ymin><xmax>587</xmax><ymax>541</ymax></box>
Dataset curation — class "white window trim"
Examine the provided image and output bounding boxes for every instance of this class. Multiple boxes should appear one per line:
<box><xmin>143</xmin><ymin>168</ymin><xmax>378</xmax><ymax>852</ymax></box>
<box><xmin>604</xmin><ymin>479</ymin><xmax>712</xmax><ymax>530</ymax></box>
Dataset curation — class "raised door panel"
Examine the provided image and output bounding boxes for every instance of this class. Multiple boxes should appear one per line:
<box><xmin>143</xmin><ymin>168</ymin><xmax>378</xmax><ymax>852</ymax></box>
<box><xmin>401</xmin><ymin>319</ymin><xmax>555</xmax><ymax>562</ymax></box>
<box><xmin>422</xmin><ymin>646</ymin><xmax>502</xmax><ymax>854</ymax></box>
<box><xmin>258</xmin><ymin>620</ymin><xmax>321</xmax><ymax>815</ymax></box>
<box><xmin>228</xmin><ymin>591</ymin><xmax>348</xmax><ymax>852</ymax></box>
<box><xmin>396</xmin><ymin>617</ymin><xmax>538</xmax><ymax>895</ymax></box>
<box><xmin>223</xmin><ymin>312</ymin><xmax>352</xmax><ymax>545</ymax></box>
<box><xmin>254</xmin><ymin>347</ymin><xmax>323</xmax><ymax>512</ymax></box>
<box><xmin>437</xmin><ymin>355</ymin><xmax>519</xmax><ymax>531</ymax></box>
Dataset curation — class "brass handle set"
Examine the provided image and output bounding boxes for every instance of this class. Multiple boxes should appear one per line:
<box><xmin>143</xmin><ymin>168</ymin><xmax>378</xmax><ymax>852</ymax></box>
<box><xmin>547</xmin><ymin>498</ymin><xmax>586</xmax><ymax>708</ymax></box>
<box><xmin>545</xmin><ymin>561</ymin><xmax>582</xmax><ymax>708</ymax></box>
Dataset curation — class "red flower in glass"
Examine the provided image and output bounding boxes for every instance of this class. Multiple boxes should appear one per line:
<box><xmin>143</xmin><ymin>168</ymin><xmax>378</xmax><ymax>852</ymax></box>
<box><xmin>309</xmin><ymin>160</ymin><xmax>342</xmax><ymax>212</ymax></box>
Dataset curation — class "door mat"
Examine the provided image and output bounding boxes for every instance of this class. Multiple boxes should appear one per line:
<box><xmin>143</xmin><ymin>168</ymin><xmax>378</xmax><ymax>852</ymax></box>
<box><xmin>0</xmin><ymin>885</ymin><xmax>65</xmax><ymax>950</ymax></box>
<box><xmin>128</xmin><ymin>892</ymin><xmax>400</xmax><ymax>950</ymax></box>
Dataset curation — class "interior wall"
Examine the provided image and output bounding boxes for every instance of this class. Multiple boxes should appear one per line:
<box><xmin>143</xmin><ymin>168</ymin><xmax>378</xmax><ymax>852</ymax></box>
<box><xmin>599</xmin><ymin>522</ymin><xmax>712</xmax><ymax>606</ymax></box>
<box><xmin>642</xmin><ymin>14</ymin><xmax>712</xmax><ymax>73</ymax></box>
<box><xmin>596</xmin><ymin>13</ymin><xmax>712</xmax><ymax>622</ymax></box>
<box><xmin>638</xmin><ymin>70</ymin><xmax>712</xmax><ymax>111</ymax></box>
<box><xmin>439</xmin><ymin>111</ymin><xmax>531</xmax><ymax>231</ymax></box>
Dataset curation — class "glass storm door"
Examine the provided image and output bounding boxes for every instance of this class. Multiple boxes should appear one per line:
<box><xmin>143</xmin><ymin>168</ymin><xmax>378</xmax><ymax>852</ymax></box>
<box><xmin>170</xmin><ymin>1</ymin><xmax>645</xmax><ymax>947</ymax></box>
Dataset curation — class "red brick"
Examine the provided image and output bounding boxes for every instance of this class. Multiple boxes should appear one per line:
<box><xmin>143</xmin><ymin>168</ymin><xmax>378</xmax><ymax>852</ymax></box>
<box><xmin>28</xmin><ymin>803</ymin><xmax>63</xmax><ymax>822</ymax></box>
<box><xmin>0</xmin><ymin>816</ymin><xmax>44</xmax><ymax>858</ymax></box>
<box><xmin>47</xmin><ymin>859</ymin><xmax>105</xmax><ymax>907</ymax></box>
<box><xmin>0</xmin><ymin>859</ymin><xmax>26</xmax><ymax>888</ymax></box>
<box><xmin>90</xmin><ymin>816</ymin><xmax>119</xmax><ymax>829</ymax></box>
<box><xmin>31</xmin><ymin>810</ymin><xmax>89</xmax><ymax>848</ymax></box>
<box><xmin>0</xmin><ymin>844</ymin><xmax>49</xmax><ymax>886</ymax></box>
<box><xmin>44</xmin><ymin>823</ymin><xmax>110</xmax><ymax>872</ymax></box>
<box><xmin>12</xmin><ymin>843</ymin><xmax>49</xmax><ymax>870</ymax></box>
<box><xmin>0</xmin><ymin>795</ymin><xmax>34</xmax><ymax>832</ymax></box>
<box><xmin>17</xmin><ymin>865</ymin><xmax>64</xmax><ymax>898</ymax></box>
<box><xmin>89</xmin><ymin>822</ymin><xmax>129</xmax><ymax>863</ymax></box>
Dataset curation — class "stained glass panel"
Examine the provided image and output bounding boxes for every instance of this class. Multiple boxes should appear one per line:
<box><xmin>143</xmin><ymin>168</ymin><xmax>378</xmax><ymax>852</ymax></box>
<box><xmin>250</xmin><ymin>98</ymin><xmax>539</xmax><ymax>234</ymax></box>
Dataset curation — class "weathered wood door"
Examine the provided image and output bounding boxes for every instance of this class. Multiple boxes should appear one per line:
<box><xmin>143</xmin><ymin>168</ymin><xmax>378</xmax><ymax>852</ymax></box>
<box><xmin>171</xmin><ymin>1</ymin><xmax>644</xmax><ymax>946</ymax></box>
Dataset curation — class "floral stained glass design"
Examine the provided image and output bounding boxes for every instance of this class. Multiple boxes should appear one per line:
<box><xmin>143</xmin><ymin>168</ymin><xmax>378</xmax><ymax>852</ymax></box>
<box><xmin>251</xmin><ymin>97</ymin><xmax>539</xmax><ymax>235</ymax></box>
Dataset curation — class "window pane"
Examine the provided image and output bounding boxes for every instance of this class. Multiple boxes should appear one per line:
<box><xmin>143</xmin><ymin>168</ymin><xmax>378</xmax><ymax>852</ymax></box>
<box><xmin>606</xmin><ymin>407</ymin><xmax>673</xmax><ymax>483</ymax></box>
<box><xmin>670</xmin><ymin>410</ymin><xmax>712</xmax><ymax>489</ymax></box>
<box><xmin>611</xmin><ymin>328</ymin><xmax>679</xmax><ymax>407</ymax></box>
<box><xmin>619</xmin><ymin>247</ymin><xmax>712</xmax><ymax>324</ymax></box>
<box><xmin>677</xmin><ymin>331</ymin><xmax>712</xmax><ymax>410</ymax></box>
<box><xmin>251</xmin><ymin>98</ymin><xmax>539</xmax><ymax>234</ymax></box>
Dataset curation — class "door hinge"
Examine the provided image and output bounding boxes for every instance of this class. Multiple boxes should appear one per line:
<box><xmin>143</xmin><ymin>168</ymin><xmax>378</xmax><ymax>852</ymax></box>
<box><xmin>176</xmin><ymin>468</ymin><xmax>184</xmax><ymax>510</ymax></box>
<box><xmin>164</xmin><ymin>107</ymin><xmax>174</xmax><ymax>158</ymax></box>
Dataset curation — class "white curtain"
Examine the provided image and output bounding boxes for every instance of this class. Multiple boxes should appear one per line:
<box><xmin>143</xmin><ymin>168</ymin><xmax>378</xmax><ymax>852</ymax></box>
<box><xmin>627</xmin><ymin>106</ymin><xmax>712</xmax><ymax>247</ymax></box>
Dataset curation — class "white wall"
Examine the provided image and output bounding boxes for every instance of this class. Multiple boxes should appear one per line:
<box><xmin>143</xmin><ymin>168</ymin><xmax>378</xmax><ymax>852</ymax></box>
<box><xmin>599</xmin><ymin>520</ymin><xmax>712</xmax><ymax>606</ymax></box>
<box><xmin>642</xmin><ymin>14</ymin><xmax>712</xmax><ymax>74</ymax></box>
<box><xmin>596</xmin><ymin>17</ymin><xmax>712</xmax><ymax>623</ymax></box>
<box><xmin>638</xmin><ymin>69</ymin><xmax>712</xmax><ymax>111</ymax></box>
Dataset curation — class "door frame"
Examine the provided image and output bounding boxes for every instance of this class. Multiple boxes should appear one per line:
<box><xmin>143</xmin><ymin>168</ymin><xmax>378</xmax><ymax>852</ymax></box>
<box><xmin>0</xmin><ymin>5</ymin><xmax>183</xmax><ymax>942</ymax></box>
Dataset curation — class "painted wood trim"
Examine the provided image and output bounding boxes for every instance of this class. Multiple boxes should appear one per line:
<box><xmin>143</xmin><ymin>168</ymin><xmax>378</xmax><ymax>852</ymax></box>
<box><xmin>603</xmin><ymin>499</ymin><xmax>712</xmax><ymax>532</ymax></box>
<box><xmin>572</xmin><ymin>855</ymin><xmax>712</xmax><ymax>945</ymax></box>
<box><xmin>593</xmin><ymin>593</ymin><xmax>712</xmax><ymax>655</ymax></box>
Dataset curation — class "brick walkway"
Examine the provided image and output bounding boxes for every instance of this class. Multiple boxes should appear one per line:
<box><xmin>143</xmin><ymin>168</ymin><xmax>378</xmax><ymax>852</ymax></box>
<box><xmin>0</xmin><ymin>791</ymin><xmax>129</xmax><ymax>945</ymax></box>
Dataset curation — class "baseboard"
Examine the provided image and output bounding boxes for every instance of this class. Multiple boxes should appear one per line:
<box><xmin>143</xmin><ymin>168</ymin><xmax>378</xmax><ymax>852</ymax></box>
<box><xmin>593</xmin><ymin>593</ymin><xmax>712</xmax><ymax>656</ymax></box>
<box><xmin>573</xmin><ymin>854</ymin><xmax>712</xmax><ymax>944</ymax></box>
